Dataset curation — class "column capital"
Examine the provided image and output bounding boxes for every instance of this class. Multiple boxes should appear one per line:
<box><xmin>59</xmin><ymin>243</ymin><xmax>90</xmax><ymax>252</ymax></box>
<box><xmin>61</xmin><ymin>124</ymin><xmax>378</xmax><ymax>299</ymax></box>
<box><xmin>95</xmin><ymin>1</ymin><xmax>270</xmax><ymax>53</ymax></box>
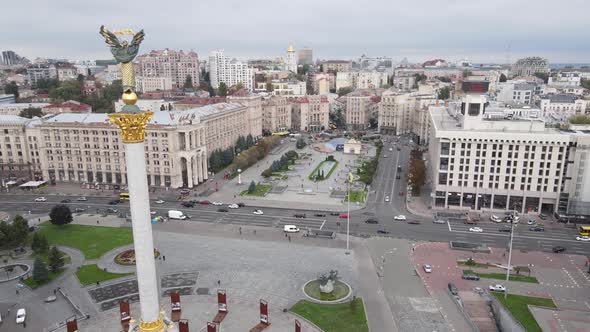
<box><xmin>109</xmin><ymin>112</ymin><xmax>153</xmax><ymax>143</ymax></box>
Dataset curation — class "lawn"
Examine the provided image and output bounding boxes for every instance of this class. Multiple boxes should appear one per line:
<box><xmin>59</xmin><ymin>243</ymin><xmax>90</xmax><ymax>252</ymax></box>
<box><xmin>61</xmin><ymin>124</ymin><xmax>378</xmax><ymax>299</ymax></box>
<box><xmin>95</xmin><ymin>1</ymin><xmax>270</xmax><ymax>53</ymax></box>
<box><xmin>345</xmin><ymin>190</ymin><xmax>367</xmax><ymax>203</ymax></box>
<box><xmin>30</xmin><ymin>250</ymin><xmax>72</xmax><ymax>265</ymax></box>
<box><xmin>304</xmin><ymin>280</ymin><xmax>350</xmax><ymax>301</ymax></box>
<box><xmin>457</xmin><ymin>260</ymin><xmax>494</xmax><ymax>268</ymax></box>
<box><xmin>463</xmin><ymin>269</ymin><xmax>538</xmax><ymax>283</ymax></box>
<box><xmin>240</xmin><ymin>183</ymin><xmax>271</xmax><ymax>197</ymax></box>
<box><xmin>308</xmin><ymin>160</ymin><xmax>339</xmax><ymax>181</ymax></box>
<box><xmin>37</xmin><ymin>223</ymin><xmax>133</xmax><ymax>260</ymax></box>
<box><xmin>492</xmin><ymin>292</ymin><xmax>556</xmax><ymax>332</ymax></box>
<box><xmin>76</xmin><ymin>264</ymin><xmax>134</xmax><ymax>286</ymax></box>
<box><xmin>22</xmin><ymin>268</ymin><xmax>65</xmax><ymax>289</ymax></box>
<box><xmin>290</xmin><ymin>298</ymin><xmax>368</xmax><ymax>332</ymax></box>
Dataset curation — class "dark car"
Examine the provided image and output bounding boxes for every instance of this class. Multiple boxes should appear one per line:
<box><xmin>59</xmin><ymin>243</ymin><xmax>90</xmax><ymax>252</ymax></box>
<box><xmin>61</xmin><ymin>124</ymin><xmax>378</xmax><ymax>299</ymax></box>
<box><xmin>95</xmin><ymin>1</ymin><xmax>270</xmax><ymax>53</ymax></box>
<box><xmin>448</xmin><ymin>282</ymin><xmax>459</xmax><ymax>295</ymax></box>
<box><xmin>330</xmin><ymin>212</ymin><xmax>340</xmax><ymax>216</ymax></box>
<box><xmin>552</xmin><ymin>246</ymin><xmax>566</xmax><ymax>253</ymax></box>
<box><xmin>60</xmin><ymin>199</ymin><xmax>71</xmax><ymax>203</ymax></box>
<box><xmin>462</xmin><ymin>274</ymin><xmax>480</xmax><ymax>281</ymax></box>
<box><xmin>108</xmin><ymin>199</ymin><xmax>120</xmax><ymax>205</ymax></box>
<box><xmin>377</xmin><ymin>230</ymin><xmax>390</xmax><ymax>234</ymax></box>
<box><xmin>407</xmin><ymin>220</ymin><xmax>421</xmax><ymax>224</ymax></box>
<box><xmin>498</xmin><ymin>226</ymin><xmax>512</xmax><ymax>233</ymax></box>
<box><xmin>200</xmin><ymin>200</ymin><xmax>211</xmax><ymax>205</ymax></box>
<box><xmin>539</xmin><ymin>214</ymin><xmax>547</xmax><ymax>220</ymax></box>
<box><xmin>217</xmin><ymin>208</ymin><xmax>228</xmax><ymax>212</ymax></box>
<box><xmin>106</xmin><ymin>208</ymin><xmax>118</xmax><ymax>214</ymax></box>
<box><xmin>181</xmin><ymin>201</ymin><xmax>195</xmax><ymax>208</ymax></box>
<box><xmin>529</xmin><ymin>226</ymin><xmax>545</xmax><ymax>232</ymax></box>
<box><xmin>396</xmin><ymin>147</ymin><xmax>400</xmax><ymax>151</ymax></box>
<box><xmin>237</xmin><ymin>203</ymin><xmax>246</xmax><ymax>207</ymax></box>
<box><xmin>294</xmin><ymin>213</ymin><xmax>307</xmax><ymax>218</ymax></box>
<box><xmin>314</xmin><ymin>213</ymin><xmax>327</xmax><ymax>217</ymax></box>
<box><xmin>365</xmin><ymin>218</ymin><xmax>379</xmax><ymax>224</ymax></box>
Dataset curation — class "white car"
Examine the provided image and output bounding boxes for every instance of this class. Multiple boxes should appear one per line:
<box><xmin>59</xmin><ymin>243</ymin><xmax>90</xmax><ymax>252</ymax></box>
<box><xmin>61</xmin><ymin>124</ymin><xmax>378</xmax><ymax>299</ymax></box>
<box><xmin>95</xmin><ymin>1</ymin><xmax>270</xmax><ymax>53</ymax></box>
<box><xmin>77</xmin><ymin>196</ymin><xmax>88</xmax><ymax>201</ymax></box>
<box><xmin>15</xmin><ymin>308</ymin><xmax>26</xmax><ymax>324</ymax></box>
<box><xmin>490</xmin><ymin>215</ymin><xmax>502</xmax><ymax>223</ymax></box>
<box><xmin>423</xmin><ymin>264</ymin><xmax>432</xmax><ymax>273</ymax></box>
<box><xmin>576</xmin><ymin>236</ymin><xmax>590</xmax><ymax>242</ymax></box>
<box><xmin>527</xmin><ymin>219</ymin><xmax>536</xmax><ymax>225</ymax></box>
<box><xmin>489</xmin><ymin>284</ymin><xmax>506</xmax><ymax>292</ymax></box>
<box><xmin>150</xmin><ymin>211</ymin><xmax>157</xmax><ymax>216</ymax></box>
<box><xmin>384</xmin><ymin>196</ymin><xmax>390</xmax><ymax>202</ymax></box>
<box><xmin>212</xmin><ymin>202</ymin><xmax>223</xmax><ymax>206</ymax></box>
<box><xmin>469</xmin><ymin>227</ymin><xmax>483</xmax><ymax>233</ymax></box>
<box><xmin>388</xmin><ymin>147</ymin><xmax>393</xmax><ymax>151</ymax></box>
<box><xmin>155</xmin><ymin>199</ymin><xmax>165</xmax><ymax>204</ymax></box>
<box><xmin>433</xmin><ymin>219</ymin><xmax>446</xmax><ymax>224</ymax></box>
<box><xmin>253</xmin><ymin>209</ymin><xmax>264</xmax><ymax>215</ymax></box>
<box><xmin>228</xmin><ymin>204</ymin><xmax>239</xmax><ymax>209</ymax></box>
<box><xmin>34</xmin><ymin>197</ymin><xmax>47</xmax><ymax>202</ymax></box>
<box><xmin>393</xmin><ymin>215</ymin><xmax>406</xmax><ymax>221</ymax></box>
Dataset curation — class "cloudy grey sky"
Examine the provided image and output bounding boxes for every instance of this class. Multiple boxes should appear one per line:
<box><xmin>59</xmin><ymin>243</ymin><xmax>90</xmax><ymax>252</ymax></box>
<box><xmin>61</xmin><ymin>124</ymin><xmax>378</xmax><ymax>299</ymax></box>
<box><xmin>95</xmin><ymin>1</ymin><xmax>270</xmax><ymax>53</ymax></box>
<box><xmin>2</xmin><ymin>0</ymin><xmax>589</xmax><ymax>63</ymax></box>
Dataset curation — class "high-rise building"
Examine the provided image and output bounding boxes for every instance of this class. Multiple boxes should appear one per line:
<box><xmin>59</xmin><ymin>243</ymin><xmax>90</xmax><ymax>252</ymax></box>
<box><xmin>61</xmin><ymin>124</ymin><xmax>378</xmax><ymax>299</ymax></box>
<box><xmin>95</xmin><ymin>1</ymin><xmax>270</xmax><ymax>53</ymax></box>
<box><xmin>209</xmin><ymin>50</ymin><xmax>254</xmax><ymax>90</ymax></box>
<box><xmin>135</xmin><ymin>49</ymin><xmax>199</xmax><ymax>89</ymax></box>
<box><xmin>27</xmin><ymin>64</ymin><xmax>57</xmax><ymax>87</ymax></box>
<box><xmin>511</xmin><ymin>56</ymin><xmax>549</xmax><ymax>77</ymax></box>
<box><xmin>297</xmin><ymin>48</ymin><xmax>313</xmax><ymax>66</ymax></box>
<box><xmin>1</xmin><ymin>51</ymin><xmax>27</xmax><ymax>66</ymax></box>
<box><xmin>286</xmin><ymin>44</ymin><xmax>297</xmax><ymax>72</ymax></box>
<box><xmin>378</xmin><ymin>90</ymin><xmax>437</xmax><ymax>137</ymax></box>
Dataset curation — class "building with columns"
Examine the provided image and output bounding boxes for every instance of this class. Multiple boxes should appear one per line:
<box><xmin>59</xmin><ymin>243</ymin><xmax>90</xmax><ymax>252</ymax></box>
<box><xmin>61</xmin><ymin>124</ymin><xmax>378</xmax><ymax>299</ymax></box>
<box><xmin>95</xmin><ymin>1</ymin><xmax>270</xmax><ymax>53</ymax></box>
<box><xmin>227</xmin><ymin>94</ymin><xmax>263</xmax><ymax>139</ymax></box>
<box><xmin>0</xmin><ymin>102</ymin><xmax>260</xmax><ymax>189</ymax></box>
<box><xmin>261</xmin><ymin>96</ymin><xmax>292</xmax><ymax>132</ymax></box>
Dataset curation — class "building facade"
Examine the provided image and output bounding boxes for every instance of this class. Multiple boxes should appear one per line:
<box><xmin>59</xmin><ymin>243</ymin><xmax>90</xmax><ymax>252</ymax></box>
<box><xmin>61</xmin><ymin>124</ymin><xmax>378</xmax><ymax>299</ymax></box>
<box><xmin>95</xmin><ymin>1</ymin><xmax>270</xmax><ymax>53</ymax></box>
<box><xmin>55</xmin><ymin>63</ymin><xmax>78</xmax><ymax>81</ymax></box>
<box><xmin>378</xmin><ymin>90</ymin><xmax>437</xmax><ymax>139</ymax></box>
<box><xmin>135</xmin><ymin>49</ymin><xmax>199</xmax><ymax>89</ymax></box>
<box><xmin>540</xmin><ymin>94</ymin><xmax>589</xmax><ymax>122</ymax></box>
<box><xmin>336</xmin><ymin>71</ymin><xmax>388</xmax><ymax>90</ymax></box>
<box><xmin>27</xmin><ymin>64</ymin><xmax>57</xmax><ymax>87</ymax></box>
<box><xmin>342</xmin><ymin>90</ymin><xmax>381</xmax><ymax>131</ymax></box>
<box><xmin>135</xmin><ymin>76</ymin><xmax>173</xmax><ymax>93</ymax></box>
<box><xmin>289</xmin><ymin>96</ymin><xmax>329</xmax><ymax>132</ymax></box>
<box><xmin>209</xmin><ymin>50</ymin><xmax>254</xmax><ymax>90</ymax></box>
<box><xmin>297</xmin><ymin>48</ymin><xmax>313</xmax><ymax>65</ymax></box>
<box><xmin>227</xmin><ymin>94</ymin><xmax>263</xmax><ymax>139</ymax></box>
<box><xmin>261</xmin><ymin>96</ymin><xmax>292</xmax><ymax>132</ymax></box>
<box><xmin>286</xmin><ymin>44</ymin><xmax>297</xmax><ymax>72</ymax></box>
<box><xmin>321</xmin><ymin>60</ymin><xmax>353</xmax><ymax>73</ymax></box>
<box><xmin>511</xmin><ymin>57</ymin><xmax>549</xmax><ymax>77</ymax></box>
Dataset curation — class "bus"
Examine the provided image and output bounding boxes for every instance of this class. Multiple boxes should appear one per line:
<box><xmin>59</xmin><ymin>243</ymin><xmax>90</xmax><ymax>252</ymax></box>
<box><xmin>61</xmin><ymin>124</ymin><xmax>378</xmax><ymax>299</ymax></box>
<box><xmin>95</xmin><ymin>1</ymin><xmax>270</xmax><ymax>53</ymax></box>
<box><xmin>119</xmin><ymin>192</ymin><xmax>130</xmax><ymax>200</ymax></box>
<box><xmin>579</xmin><ymin>226</ymin><xmax>590</xmax><ymax>236</ymax></box>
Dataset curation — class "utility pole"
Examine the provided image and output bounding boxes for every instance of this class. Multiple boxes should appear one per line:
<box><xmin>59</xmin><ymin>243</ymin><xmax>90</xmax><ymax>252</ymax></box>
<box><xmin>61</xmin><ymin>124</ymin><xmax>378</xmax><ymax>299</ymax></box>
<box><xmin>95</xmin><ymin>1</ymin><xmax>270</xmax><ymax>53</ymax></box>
<box><xmin>504</xmin><ymin>220</ymin><xmax>516</xmax><ymax>300</ymax></box>
<box><xmin>346</xmin><ymin>172</ymin><xmax>353</xmax><ymax>254</ymax></box>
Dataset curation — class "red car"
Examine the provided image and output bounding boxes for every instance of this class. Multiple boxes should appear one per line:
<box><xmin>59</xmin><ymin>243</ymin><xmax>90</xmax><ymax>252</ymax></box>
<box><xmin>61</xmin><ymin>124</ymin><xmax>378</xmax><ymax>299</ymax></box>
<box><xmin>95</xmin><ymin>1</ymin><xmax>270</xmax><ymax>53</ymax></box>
<box><xmin>199</xmin><ymin>200</ymin><xmax>210</xmax><ymax>205</ymax></box>
<box><xmin>339</xmin><ymin>213</ymin><xmax>348</xmax><ymax>219</ymax></box>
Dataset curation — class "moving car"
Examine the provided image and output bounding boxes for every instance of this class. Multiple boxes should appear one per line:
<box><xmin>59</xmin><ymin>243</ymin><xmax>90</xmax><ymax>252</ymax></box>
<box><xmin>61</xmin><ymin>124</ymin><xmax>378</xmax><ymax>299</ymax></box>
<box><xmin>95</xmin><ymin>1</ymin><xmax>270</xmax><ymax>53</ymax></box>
<box><xmin>181</xmin><ymin>201</ymin><xmax>195</xmax><ymax>208</ymax></box>
<box><xmin>433</xmin><ymin>219</ymin><xmax>446</xmax><ymax>224</ymax></box>
<box><xmin>338</xmin><ymin>213</ymin><xmax>348</xmax><ymax>219</ymax></box>
<box><xmin>576</xmin><ymin>236</ymin><xmax>590</xmax><ymax>242</ymax></box>
<box><xmin>527</xmin><ymin>219</ymin><xmax>536</xmax><ymax>225</ymax></box>
<box><xmin>77</xmin><ymin>196</ymin><xmax>88</xmax><ymax>201</ymax></box>
<box><xmin>330</xmin><ymin>212</ymin><xmax>340</xmax><ymax>216</ymax></box>
<box><xmin>155</xmin><ymin>199</ymin><xmax>165</xmax><ymax>204</ymax></box>
<box><xmin>74</xmin><ymin>208</ymin><xmax>85</xmax><ymax>213</ymax></box>
<box><xmin>469</xmin><ymin>227</ymin><xmax>483</xmax><ymax>233</ymax></box>
<box><xmin>376</xmin><ymin>230</ymin><xmax>390</xmax><ymax>234</ymax></box>
<box><xmin>294</xmin><ymin>213</ymin><xmax>307</xmax><ymax>218</ymax></box>
<box><xmin>106</xmin><ymin>208</ymin><xmax>118</xmax><ymax>214</ymax></box>
<box><xmin>448</xmin><ymin>283</ymin><xmax>459</xmax><ymax>295</ymax></box>
<box><xmin>383</xmin><ymin>154</ymin><xmax>388</xmax><ymax>158</ymax></box>
<box><xmin>150</xmin><ymin>211</ymin><xmax>156</xmax><ymax>215</ymax></box>
<box><xmin>407</xmin><ymin>220</ymin><xmax>421</xmax><ymax>224</ymax></box>
<box><xmin>212</xmin><ymin>202</ymin><xmax>223</xmax><ymax>206</ymax></box>
<box><xmin>16</xmin><ymin>308</ymin><xmax>26</xmax><ymax>324</ymax></box>
<box><xmin>498</xmin><ymin>226</ymin><xmax>512</xmax><ymax>233</ymax></box>
<box><xmin>60</xmin><ymin>199</ymin><xmax>71</xmax><ymax>203</ymax></box>
<box><xmin>397</xmin><ymin>147</ymin><xmax>400</xmax><ymax>151</ymax></box>
<box><xmin>529</xmin><ymin>226</ymin><xmax>545</xmax><ymax>232</ymax></box>
<box><xmin>490</xmin><ymin>215</ymin><xmax>502</xmax><ymax>223</ymax></box>
<box><xmin>388</xmin><ymin>147</ymin><xmax>393</xmax><ymax>151</ymax></box>
<box><xmin>167</xmin><ymin>210</ymin><xmax>187</xmax><ymax>220</ymax></box>
<box><xmin>393</xmin><ymin>215</ymin><xmax>406</xmax><ymax>221</ymax></box>
<box><xmin>253</xmin><ymin>209</ymin><xmax>264</xmax><ymax>215</ymax></box>
<box><xmin>539</xmin><ymin>213</ymin><xmax>547</xmax><ymax>220</ymax></box>
<box><xmin>217</xmin><ymin>208</ymin><xmax>228</xmax><ymax>212</ymax></box>
<box><xmin>199</xmin><ymin>200</ymin><xmax>210</xmax><ymax>205</ymax></box>
<box><xmin>237</xmin><ymin>203</ymin><xmax>246</xmax><ymax>207</ymax></box>
<box><xmin>396</xmin><ymin>175</ymin><xmax>401</xmax><ymax>179</ymax></box>
<box><xmin>552</xmin><ymin>246</ymin><xmax>566</xmax><ymax>253</ymax></box>
<box><xmin>34</xmin><ymin>197</ymin><xmax>47</xmax><ymax>202</ymax></box>
<box><xmin>462</xmin><ymin>274</ymin><xmax>480</xmax><ymax>281</ymax></box>
<box><xmin>108</xmin><ymin>200</ymin><xmax>120</xmax><ymax>205</ymax></box>
<box><xmin>489</xmin><ymin>284</ymin><xmax>506</xmax><ymax>292</ymax></box>
<box><xmin>423</xmin><ymin>264</ymin><xmax>432</xmax><ymax>273</ymax></box>
<box><xmin>384</xmin><ymin>196</ymin><xmax>390</xmax><ymax>202</ymax></box>
<box><xmin>314</xmin><ymin>213</ymin><xmax>327</xmax><ymax>217</ymax></box>
<box><xmin>228</xmin><ymin>204</ymin><xmax>239</xmax><ymax>209</ymax></box>
<box><xmin>284</xmin><ymin>225</ymin><xmax>300</xmax><ymax>233</ymax></box>
<box><xmin>364</xmin><ymin>218</ymin><xmax>379</xmax><ymax>224</ymax></box>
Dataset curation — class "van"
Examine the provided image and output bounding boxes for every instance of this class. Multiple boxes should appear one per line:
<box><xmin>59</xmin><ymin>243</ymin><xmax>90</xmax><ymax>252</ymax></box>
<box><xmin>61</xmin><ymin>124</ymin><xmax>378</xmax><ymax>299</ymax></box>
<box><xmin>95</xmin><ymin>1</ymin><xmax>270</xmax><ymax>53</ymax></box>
<box><xmin>284</xmin><ymin>225</ymin><xmax>300</xmax><ymax>233</ymax></box>
<box><xmin>167</xmin><ymin>210</ymin><xmax>187</xmax><ymax>220</ymax></box>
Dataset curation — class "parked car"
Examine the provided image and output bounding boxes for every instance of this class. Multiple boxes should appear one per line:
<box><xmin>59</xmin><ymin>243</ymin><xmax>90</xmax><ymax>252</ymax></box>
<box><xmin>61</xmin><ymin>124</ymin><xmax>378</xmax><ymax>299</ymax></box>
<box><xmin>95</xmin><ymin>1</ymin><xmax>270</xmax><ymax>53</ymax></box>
<box><xmin>529</xmin><ymin>226</ymin><xmax>545</xmax><ymax>232</ymax></box>
<box><xmin>228</xmin><ymin>204</ymin><xmax>239</xmax><ymax>209</ymax></box>
<box><xmin>34</xmin><ymin>197</ymin><xmax>47</xmax><ymax>202</ymax></box>
<box><xmin>393</xmin><ymin>215</ymin><xmax>406</xmax><ymax>221</ymax></box>
<box><xmin>77</xmin><ymin>196</ymin><xmax>88</xmax><ymax>201</ymax></box>
<box><xmin>539</xmin><ymin>214</ymin><xmax>547</xmax><ymax>220</ymax></box>
<box><xmin>15</xmin><ymin>308</ymin><xmax>26</xmax><ymax>324</ymax></box>
<box><xmin>469</xmin><ymin>227</ymin><xmax>483</xmax><ymax>233</ymax></box>
<box><xmin>395</xmin><ymin>175</ymin><xmax>401</xmax><ymax>180</ymax></box>
<box><xmin>490</xmin><ymin>215</ymin><xmax>502</xmax><ymax>223</ymax></box>
<box><xmin>330</xmin><ymin>212</ymin><xmax>340</xmax><ymax>216</ymax></box>
<box><xmin>200</xmin><ymin>200</ymin><xmax>211</xmax><ymax>205</ymax></box>
<box><xmin>383</xmin><ymin>154</ymin><xmax>388</xmax><ymax>158</ymax></box>
<box><xmin>284</xmin><ymin>225</ymin><xmax>300</xmax><ymax>233</ymax></box>
<box><xmin>462</xmin><ymin>274</ymin><xmax>480</xmax><ymax>281</ymax></box>
<box><xmin>448</xmin><ymin>283</ymin><xmax>459</xmax><ymax>295</ymax></box>
<box><xmin>384</xmin><ymin>196</ymin><xmax>390</xmax><ymax>202</ymax></box>
<box><xmin>181</xmin><ymin>201</ymin><xmax>194</xmax><ymax>208</ymax></box>
<box><xmin>237</xmin><ymin>203</ymin><xmax>246</xmax><ymax>207</ymax></box>
<box><xmin>253</xmin><ymin>209</ymin><xmax>264</xmax><ymax>215</ymax></box>
<box><xmin>314</xmin><ymin>213</ymin><xmax>327</xmax><ymax>217</ymax></box>
<box><xmin>376</xmin><ymin>230</ymin><xmax>390</xmax><ymax>234</ymax></box>
<box><xmin>60</xmin><ymin>199</ymin><xmax>71</xmax><ymax>203</ymax></box>
<box><xmin>294</xmin><ymin>213</ymin><xmax>307</xmax><ymax>218</ymax></box>
<box><xmin>489</xmin><ymin>284</ymin><xmax>506</xmax><ymax>292</ymax></box>
<box><xmin>552</xmin><ymin>246</ymin><xmax>566</xmax><ymax>253</ymax></box>
<box><xmin>106</xmin><ymin>208</ymin><xmax>118</xmax><ymax>214</ymax></box>
<box><xmin>433</xmin><ymin>219</ymin><xmax>446</xmax><ymax>224</ymax></box>
<box><xmin>217</xmin><ymin>208</ymin><xmax>228</xmax><ymax>212</ymax></box>
<box><xmin>396</xmin><ymin>147</ymin><xmax>400</xmax><ymax>151</ymax></box>
<box><xmin>527</xmin><ymin>219</ymin><xmax>536</xmax><ymax>225</ymax></box>
<box><xmin>364</xmin><ymin>218</ymin><xmax>379</xmax><ymax>224</ymax></box>
<box><xmin>423</xmin><ymin>264</ymin><xmax>432</xmax><ymax>273</ymax></box>
<box><xmin>212</xmin><ymin>202</ymin><xmax>223</xmax><ymax>206</ymax></box>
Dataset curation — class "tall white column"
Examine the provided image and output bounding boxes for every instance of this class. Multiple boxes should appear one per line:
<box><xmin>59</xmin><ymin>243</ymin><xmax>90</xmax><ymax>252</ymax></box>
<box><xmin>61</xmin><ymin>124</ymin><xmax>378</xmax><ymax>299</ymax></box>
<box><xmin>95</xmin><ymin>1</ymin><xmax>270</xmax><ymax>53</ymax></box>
<box><xmin>124</xmin><ymin>142</ymin><xmax>160</xmax><ymax>322</ymax></box>
<box><xmin>201</xmin><ymin>153</ymin><xmax>208</xmax><ymax>180</ymax></box>
<box><xmin>196</xmin><ymin>155</ymin><xmax>203</xmax><ymax>183</ymax></box>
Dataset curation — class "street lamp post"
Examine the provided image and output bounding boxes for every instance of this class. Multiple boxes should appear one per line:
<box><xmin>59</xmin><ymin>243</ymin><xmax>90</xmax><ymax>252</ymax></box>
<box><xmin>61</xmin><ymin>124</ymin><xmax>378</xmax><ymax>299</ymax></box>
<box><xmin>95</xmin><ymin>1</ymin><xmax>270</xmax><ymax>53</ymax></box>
<box><xmin>346</xmin><ymin>172</ymin><xmax>353</xmax><ymax>254</ymax></box>
<box><xmin>504</xmin><ymin>221</ymin><xmax>516</xmax><ymax>299</ymax></box>
<box><xmin>237</xmin><ymin>169</ymin><xmax>242</xmax><ymax>185</ymax></box>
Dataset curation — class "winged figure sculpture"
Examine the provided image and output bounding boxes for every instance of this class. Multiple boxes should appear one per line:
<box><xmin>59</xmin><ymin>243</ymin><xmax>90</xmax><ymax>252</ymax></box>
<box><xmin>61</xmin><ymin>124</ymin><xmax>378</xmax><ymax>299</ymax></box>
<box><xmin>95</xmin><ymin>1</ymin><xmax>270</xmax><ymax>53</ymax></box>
<box><xmin>99</xmin><ymin>25</ymin><xmax>145</xmax><ymax>63</ymax></box>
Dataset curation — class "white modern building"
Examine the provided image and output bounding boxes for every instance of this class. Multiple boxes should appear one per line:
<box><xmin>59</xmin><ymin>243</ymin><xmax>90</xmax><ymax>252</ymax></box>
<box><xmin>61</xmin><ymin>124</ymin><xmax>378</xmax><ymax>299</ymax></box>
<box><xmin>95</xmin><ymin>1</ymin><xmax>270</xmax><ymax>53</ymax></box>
<box><xmin>496</xmin><ymin>82</ymin><xmax>535</xmax><ymax>105</ymax></box>
<box><xmin>27</xmin><ymin>64</ymin><xmax>57</xmax><ymax>87</ymax></box>
<box><xmin>135</xmin><ymin>76</ymin><xmax>173</xmax><ymax>93</ymax></box>
<box><xmin>209</xmin><ymin>50</ymin><xmax>254</xmax><ymax>90</ymax></box>
<box><xmin>336</xmin><ymin>71</ymin><xmax>388</xmax><ymax>90</ymax></box>
<box><xmin>540</xmin><ymin>94</ymin><xmax>589</xmax><ymax>122</ymax></box>
<box><xmin>548</xmin><ymin>72</ymin><xmax>581</xmax><ymax>87</ymax></box>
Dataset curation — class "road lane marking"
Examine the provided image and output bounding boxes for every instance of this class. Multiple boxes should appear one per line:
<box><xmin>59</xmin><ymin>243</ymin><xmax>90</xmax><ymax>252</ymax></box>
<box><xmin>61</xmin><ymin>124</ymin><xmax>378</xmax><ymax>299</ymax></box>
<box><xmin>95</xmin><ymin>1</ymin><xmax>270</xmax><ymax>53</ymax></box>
<box><xmin>320</xmin><ymin>219</ymin><xmax>326</xmax><ymax>230</ymax></box>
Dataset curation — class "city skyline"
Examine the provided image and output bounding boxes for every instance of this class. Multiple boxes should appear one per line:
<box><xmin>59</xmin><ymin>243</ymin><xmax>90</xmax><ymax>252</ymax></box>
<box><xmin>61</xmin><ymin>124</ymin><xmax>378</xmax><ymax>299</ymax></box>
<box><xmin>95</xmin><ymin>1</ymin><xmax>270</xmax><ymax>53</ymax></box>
<box><xmin>2</xmin><ymin>0</ymin><xmax>589</xmax><ymax>63</ymax></box>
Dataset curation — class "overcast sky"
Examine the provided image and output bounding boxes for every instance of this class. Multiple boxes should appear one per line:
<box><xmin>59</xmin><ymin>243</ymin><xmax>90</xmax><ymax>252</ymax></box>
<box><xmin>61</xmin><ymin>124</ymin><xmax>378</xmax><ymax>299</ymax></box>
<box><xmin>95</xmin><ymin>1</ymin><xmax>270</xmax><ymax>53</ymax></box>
<box><xmin>2</xmin><ymin>0</ymin><xmax>589</xmax><ymax>64</ymax></box>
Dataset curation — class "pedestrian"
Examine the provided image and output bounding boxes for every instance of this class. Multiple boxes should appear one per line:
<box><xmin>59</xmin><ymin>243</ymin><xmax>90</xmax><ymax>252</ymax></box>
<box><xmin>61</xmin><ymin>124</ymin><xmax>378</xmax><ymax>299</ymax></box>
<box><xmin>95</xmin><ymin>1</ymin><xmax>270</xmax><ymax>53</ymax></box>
<box><xmin>285</xmin><ymin>233</ymin><xmax>288</xmax><ymax>238</ymax></box>
<box><xmin>163</xmin><ymin>255</ymin><xmax>166</xmax><ymax>261</ymax></box>
<box><xmin>97</xmin><ymin>220</ymin><xmax>99</xmax><ymax>224</ymax></box>
<box><xmin>96</xmin><ymin>281</ymin><xmax>100</xmax><ymax>286</ymax></box>
<box><xmin>288</xmin><ymin>235</ymin><xmax>291</xmax><ymax>242</ymax></box>
<box><xmin>217</xmin><ymin>280</ymin><xmax>221</xmax><ymax>287</ymax></box>
<box><xmin>239</xmin><ymin>227</ymin><xmax>242</xmax><ymax>235</ymax></box>
<box><xmin>54</xmin><ymin>288</ymin><xmax>57</xmax><ymax>295</ymax></box>
<box><xmin>16</xmin><ymin>289</ymin><xmax>19</xmax><ymax>295</ymax></box>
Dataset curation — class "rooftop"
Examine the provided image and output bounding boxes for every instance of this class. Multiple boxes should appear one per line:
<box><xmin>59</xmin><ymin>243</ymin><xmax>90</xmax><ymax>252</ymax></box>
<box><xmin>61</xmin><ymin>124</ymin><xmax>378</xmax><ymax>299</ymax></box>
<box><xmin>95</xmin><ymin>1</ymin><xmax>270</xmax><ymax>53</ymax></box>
<box><xmin>0</xmin><ymin>115</ymin><xmax>30</xmax><ymax>126</ymax></box>
<box><xmin>542</xmin><ymin>94</ymin><xmax>577</xmax><ymax>103</ymax></box>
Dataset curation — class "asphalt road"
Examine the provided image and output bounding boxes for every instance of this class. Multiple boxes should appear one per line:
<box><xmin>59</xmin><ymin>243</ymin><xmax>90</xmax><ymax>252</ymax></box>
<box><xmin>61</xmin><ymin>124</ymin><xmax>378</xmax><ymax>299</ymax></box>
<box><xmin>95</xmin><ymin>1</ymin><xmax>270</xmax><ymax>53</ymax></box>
<box><xmin>1</xmin><ymin>135</ymin><xmax>588</xmax><ymax>256</ymax></box>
